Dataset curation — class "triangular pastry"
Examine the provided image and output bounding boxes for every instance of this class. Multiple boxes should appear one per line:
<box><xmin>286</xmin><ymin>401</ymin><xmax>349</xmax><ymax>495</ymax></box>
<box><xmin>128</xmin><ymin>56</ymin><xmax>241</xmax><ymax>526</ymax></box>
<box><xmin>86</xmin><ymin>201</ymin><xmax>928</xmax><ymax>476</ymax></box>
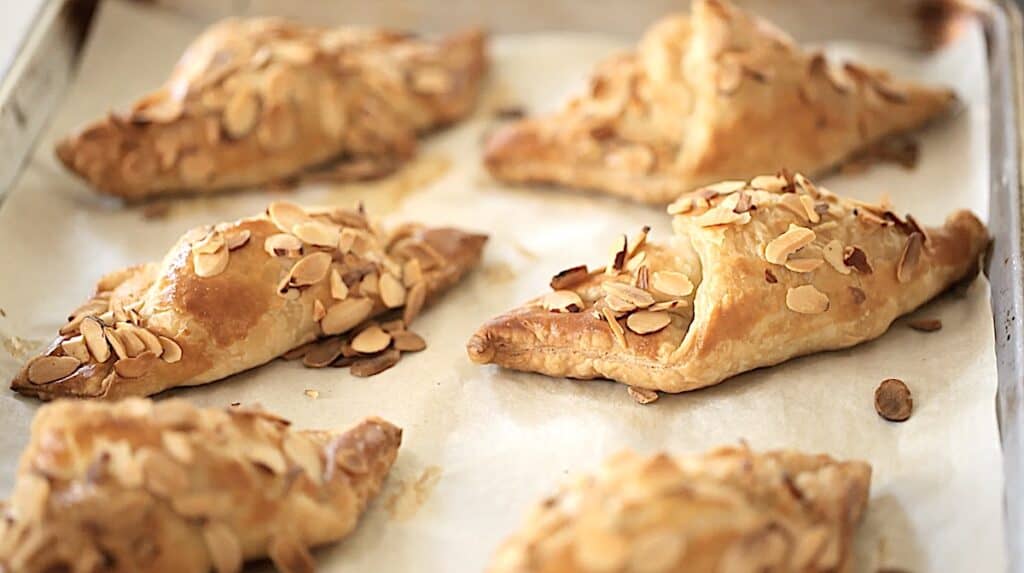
<box><xmin>0</xmin><ymin>398</ymin><xmax>401</xmax><ymax>573</ymax></box>
<box><xmin>468</xmin><ymin>173</ymin><xmax>986</xmax><ymax>393</ymax></box>
<box><xmin>12</xmin><ymin>201</ymin><xmax>487</xmax><ymax>399</ymax></box>
<box><xmin>57</xmin><ymin>19</ymin><xmax>487</xmax><ymax>199</ymax></box>
<box><xmin>489</xmin><ymin>446</ymin><xmax>871</xmax><ymax>572</ymax></box>
<box><xmin>484</xmin><ymin>0</ymin><xmax>955</xmax><ymax>204</ymax></box>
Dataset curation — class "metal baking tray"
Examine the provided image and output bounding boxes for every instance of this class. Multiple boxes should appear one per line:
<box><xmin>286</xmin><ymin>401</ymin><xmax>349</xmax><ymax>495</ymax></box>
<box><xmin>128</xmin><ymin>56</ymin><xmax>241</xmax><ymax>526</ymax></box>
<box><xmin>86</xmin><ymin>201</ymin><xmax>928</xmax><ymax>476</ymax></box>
<box><xmin>0</xmin><ymin>0</ymin><xmax>1021</xmax><ymax>569</ymax></box>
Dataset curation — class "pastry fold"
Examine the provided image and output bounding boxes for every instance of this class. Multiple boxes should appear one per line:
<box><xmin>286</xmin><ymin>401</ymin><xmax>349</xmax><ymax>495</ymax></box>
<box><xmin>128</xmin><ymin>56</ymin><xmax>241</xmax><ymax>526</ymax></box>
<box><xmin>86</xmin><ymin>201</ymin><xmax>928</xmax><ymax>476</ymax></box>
<box><xmin>489</xmin><ymin>446</ymin><xmax>871</xmax><ymax>573</ymax></box>
<box><xmin>12</xmin><ymin>201</ymin><xmax>486</xmax><ymax>400</ymax></box>
<box><xmin>0</xmin><ymin>398</ymin><xmax>401</xmax><ymax>573</ymax></box>
<box><xmin>484</xmin><ymin>0</ymin><xmax>955</xmax><ymax>204</ymax></box>
<box><xmin>57</xmin><ymin>18</ymin><xmax>487</xmax><ymax>199</ymax></box>
<box><xmin>468</xmin><ymin>172</ymin><xmax>986</xmax><ymax>393</ymax></box>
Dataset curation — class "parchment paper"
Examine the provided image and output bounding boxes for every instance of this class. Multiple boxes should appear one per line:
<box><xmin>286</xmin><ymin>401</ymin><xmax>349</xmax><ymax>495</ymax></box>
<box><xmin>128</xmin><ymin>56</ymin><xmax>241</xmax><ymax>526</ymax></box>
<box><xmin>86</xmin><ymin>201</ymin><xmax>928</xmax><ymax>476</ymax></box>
<box><xmin>0</xmin><ymin>1</ymin><xmax>1005</xmax><ymax>571</ymax></box>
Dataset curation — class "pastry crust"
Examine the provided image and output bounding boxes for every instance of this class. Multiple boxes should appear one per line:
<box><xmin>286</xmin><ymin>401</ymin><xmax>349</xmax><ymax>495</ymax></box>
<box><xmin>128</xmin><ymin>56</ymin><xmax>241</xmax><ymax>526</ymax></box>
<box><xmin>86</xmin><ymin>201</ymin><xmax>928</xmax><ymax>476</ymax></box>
<box><xmin>57</xmin><ymin>19</ymin><xmax>487</xmax><ymax>199</ymax></box>
<box><xmin>488</xmin><ymin>446</ymin><xmax>871</xmax><ymax>573</ymax></box>
<box><xmin>0</xmin><ymin>398</ymin><xmax>402</xmax><ymax>573</ymax></box>
<box><xmin>12</xmin><ymin>201</ymin><xmax>487</xmax><ymax>400</ymax></box>
<box><xmin>484</xmin><ymin>0</ymin><xmax>955</xmax><ymax>204</ymax></box>
<box><xmin>468</xmin><ymin>172</ymin><xmax>987</xmax><ymax>393</ymax></box>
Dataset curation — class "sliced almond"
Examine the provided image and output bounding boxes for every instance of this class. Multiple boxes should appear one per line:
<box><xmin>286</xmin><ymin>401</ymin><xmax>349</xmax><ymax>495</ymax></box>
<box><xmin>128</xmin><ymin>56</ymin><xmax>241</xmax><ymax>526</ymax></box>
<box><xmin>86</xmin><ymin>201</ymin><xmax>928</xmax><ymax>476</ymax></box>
<box><xmin>651</xmin><ymin>271</ymin><xmax>694</xmax><ymax>298</ymax></box>
<box><xmin>60</xmin><ymin>336</ymin><xmax>91</xmax><ymax>363</ymax></box>
<box><xmin>626</xmin><ymin>311</ymin><xmax>671</xmax><ymax>335</ymax></box>
<box><xmin>784</xmin><ymin>258</ymin><xmax>824</xmax><ymax>273</ymax></box>
<box><xmin>359</xmin><ymin>272</ymin><xmax>380</xmax><ymax>298</ymax></box>
<box><xmin>602</xmin><ymin>282</ymin><xmax>655</xmax><ymax>308</ymax></box>
<box><xmin>700</xmin><ymin>180</ymin><xmax>747</xmax><ymax>196</ymax></box>
<box><xmin>667</xmin><ymin>196</ymin><xmax>694</xmax><ymax>215</ymax></box>
<box><xmin>292</xmin><ymin>221</ymin><xmax>341</xmax><ymax>247</ymax></box>
<box><xmin>604</xmin><ymin>295</ymin><xmax>636</xmax><ymax>314</ymax></box>
<box><xmin>81</xmin><ymin>318</ymin><xmax>110</xmax><ymax>362</ymax></box>
<box><xmin>203</xmin><ymin>521</ymin><xmax>243</xmax><ymax>573</ymax></box>
<box><xmin>625</xmin><ymin>251</ymin><xmax>647</xmax><ymax>272</ymax></box>
<box><xmin>778</xmin><ymin>194</ymin><xmax>810</xmax><ymax>222</ymax></box>
<box><xmin>105</xmin><ymin>327</ymin><xmax>129</xmax><ymax>360</ymax></box>
<box><xmin>550</xmin><ymin>265</ymin><xmax>589</xmax><ymax>291</ymax></box>
<box><xmin>158</xmin><ymin>336</ymin><xmax>182</xmax><ymax>363</ymax></box>
<box><xmin>264</xmin><ymin>233</ymin><xmax>303</xmax><ymax>258</ymax></box>
<box><xmin>733</xmin><ymin>191</ymin><xmax>754</xmax><ymax>214</ymax></box>
<box><xmin>287</xmin><ymin>252</ymin><xmax>332</xmax><ymax>287</ymax></box>
<box><xmin>223</xmin><ymin>88</ymin><xmax>260</xmax><ymax>139</ymax></box>
<box><xmin>602</xmin><ymin>308</ymin><xmax>628</xmax><ymax>349</ymax></box>
<box><xmin>649</xmin><ymin>299</ymin><xmax>688</xmax><ymax>311</ymax></box>
<box><xmin>402</xmin><ymin>259</ymin><xmax>424</xmax><ymax>288</ymax></box>
<box><xmin>131</xmin><ymin>327</ymin><xmax>163</xmax><ymax>357</ymax></box>
<box><xmin>627</xmin><ymin>386</ymin><xmax>659</xmax><ymax>405</ymax></box>
<box><xmin>793</xmin><ymin>173</ymin><xmax>819</xmax><ymax>196</ymax></box>
<box><xmin>312</xmin><ymin>300</ymin><xmax>326</xmax><ymax>321</ymax></box>
<box><xmin>27</xmin><ymin>355</ymin><xmax>80</xmax><ymax>385</ymax></box>
<box><xmin>843</xmin><ymin>246</ymin><xmax>873</xmax><ymax>274</ymax></box>
<box><xmin>799</xmin><ymin>195</ymin><xmax>821</xmax><ymax>224</ymax></box>
<box><xmin>329</xmin><ymin>268</ymin><xmax>349</xmax><ymax>300</ymax></box>
<box><xmin>194</xmin><ymin>249</ymin><xmax>229</xmax><ymax>278</ymax></box>
<box><xmin>267</xmin><ymin>201</ymin><xmax>310</xmax><ymax>234</ymax></box>
<box><xmin>765</xmin><ymin>225</ymin><xmax>815</xmax><ymax>265</ymax></box>
<box><xmin>908</xmin><ymin>318</ymin><xmax>942</xmax><ymax>332</ymax></box>
<box><xmin>749</xmin><ymin>174</ymin><xmax>787</xmax><ymax>192</ymax></box>
<box><xmin>351</xmin><ymin>326</ymin><xmax>392</xmax><ymax>354</ymax></box>
<box><xmin>607</xmin><ymin>235</ymin><xmax>628</xmax><ymax>273</ymax></box>
<box><xmin>114</xmin><ymin>352</ymin><xmax>156</xmax><ymax>379</ymax></box>
<box><xmin>115</xmin><ymin>325</ymin><xmax>146</xmax><ymax>358</ymax></box>
<box><xmin>302</xmin><ymin>337</ymin><xmax>346</xmax><ymax>368</ymax></box>
<box><xmin>403</xmin><ymin>282</ymin><xmax>426</xmax><ymax>325</ymax></box>
<box><xmin>379</xmin><ymin>274</ymin><xmax>406</xmax><ymax>308</ymax></box>
<box><xmin>321</xmin><ymin>298</ymin><xmax>374</xmax><ymax>335</ymax></box>
<box><xmin>192</xmin><ymin>231</ymin><xmax>225</xmax><ymax>255</ymax></box>
<box><xmin>392</xmin><ymin>331</ymin><xmax>426</xmax><ymax>352</ymax></box>
<box><xmin>627</xmin><ymin>226</ymin><xmax>651</xmax><ymax>259</ymax></box>
<box><xmin>786</xmin><ymin>285</ymin><xmax>830</xmax><ymax>314</ymax></box>
<box><xmin>380</xmin><ymin>319</ymin><xmax>406</xmax><ymax>333</ymax></box>
<box><xmin>337</xmin><ymin>228</ymin><xmax>359</xmax><ymax>254</ymax></box>
<box><xmin>350</xmin><ymin>348</ymin><xmax>401</xmax><ymax>377</ymax></box>
<box><xmin>635</xmin><ymin>265</ymin><xmax>650</xmax><ymax>290</ymax></box>
<box><xmin>224</xmin><ymin>229</ymin><xmax>251</xmax><ymax>251</ymax></box>
<box><xmin>897</xmin><ymin>232</ymin><xmax>924</xmax><ymax>283</ymax></box>
<box><xmin>543</xmin><ymin>290</ymin><xmax>584</xmax><ymax>313</ymax></box>
<box><xmin>822</xmin><ymin>240</ymin><xmax>851</xmax><ymax>274</ymax></box>
<box><xmin>694</xmin><ymin>207</ymin><xmax>751</xmax><ymax>228</ymax></box>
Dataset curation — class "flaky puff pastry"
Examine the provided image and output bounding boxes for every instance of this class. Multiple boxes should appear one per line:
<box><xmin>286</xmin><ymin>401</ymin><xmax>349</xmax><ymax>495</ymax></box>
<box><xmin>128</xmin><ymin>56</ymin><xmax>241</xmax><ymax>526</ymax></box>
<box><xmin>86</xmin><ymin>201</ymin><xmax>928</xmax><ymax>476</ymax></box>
<box><xmin>484</xmin><ymin>0</ymin><xmax>955</xmax><ymax>204</ymax></box>
<box><xmin>0</xmin><ymin>398</ymin><xmax>401</xmax><ymax>573</ymax></box>
<box><xmin>12</xmin><ymin>201</ymin><xmax>486</xmax><ymax>400</ymax></box>
<box><xmin>489</xmin><ymin>446</ymin><xmax>871</xmax><ymax>573</ymax></box>
<box><xmin>57</xmin><ymin>18</ymin><xmax>487</xmax><ymax>199</ymax></box>
<box><xmin>468</xmin><ymin>172</ymin><xmax>986</xmax><ymax>393</ymax></box>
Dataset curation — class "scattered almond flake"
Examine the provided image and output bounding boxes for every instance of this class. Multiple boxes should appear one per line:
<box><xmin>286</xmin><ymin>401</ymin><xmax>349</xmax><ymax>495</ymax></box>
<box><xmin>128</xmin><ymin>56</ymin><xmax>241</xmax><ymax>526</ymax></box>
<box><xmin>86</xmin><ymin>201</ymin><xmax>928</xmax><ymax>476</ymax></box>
<box><xmin>330</xmin><ymin>268</ymin><xmax>349</xmax><ymax>300</ymax></box>
<box><xmin>875</xmin><ymin>378</ymin><xmax>912</xmax><ymax>422</ymax></box>
<box><xmin>267</xmin><ymin>201</ymin><xmax>311</xmax><ymax>234</ymax></box>
<box><xmin>635</xmin><ymin>266</ymin><xmax>650</xmax><ymax>290</ymax></box>
<box><xmin>359</xmin><ymin>272</ymin><xmax>380</xmax><ymax>297</ymax></box>
<box><xmin>667</xmin><ymin>196</ymin><xmax>694</xmax><ymax>215</ymax></box>
<box><xmin>386</xmin><ymin>465</ymin><xmax>443</xmax><ymax>521</ymax></box>
<box><xmin>849</xmin><ymin>286</ymin><xmax>866</xmax><ymax>304</ymax></box>
<box><xmin>855</xmin><ymin>208</ymin><xmax>889</xmax><ymax>226</ymax></box>
<box><xmin>786</xmin><ymin>285</ymin><xmax>830</xmax><ymax>314</ymax></box>
<box><xmin>651</xmin><ymin>271</ymin><xmax>693</xmax><ymax>298</ymax></box>
<box><xmin>822</xmin><ymin>240</ymin><xmax>851</xmax><ymax>274</ymax></box>
<box><xmin>264</xmin><ymin>233</ymin><xmax>303</xmax><ymax>257</ymax></box>
<box><xmin>602</xmin><ymin>308</ymin><xmax>628</xmax><ymax>349</ymax></box>
<box><xmin>312</xmin><ymin>300</ymin><xmax>327</xmax><ymax>321</ymax></box>
<box><xmin>337</xmin><ymin>228</ymin><xmax>358</xmax><ymax>254</ymax></box>
<box><xmin>602</xmin><ymin>282</ymin><xmax>655</xmax><ymax>308</ymax></box>
<box><xmin>287</xmin><ymin>252</ymin><xmax>333</xmax><ymax>287</ymax></box>
<box><xmin>626</xmin><ymin>311</ymin><xmax>671</xmax><ymax>335</ymax></box>
<box><xmin>778</xmin><ymin>193</ymin><xmax>810</xmax><ymax>222</ymax></box>
<box><xmin>627</xmin><ymin>226</ymin><xmax>651</xmax><ymax>259</ymax></box>
<box><xmin>224</xmin><ymin>229</ymin><xmax>251</xmax><ymax>251</ymax></box>
<box><xmin>105</xmin><ymin>327</ymin><xmax>129</xmax><ymax>360</ymax></box>
<box><xmin>649</xmin><ymin>299</ymin><xmax>687</xmax><ymax>312</ymax></box>
<box><xmin>607</xmin><ymin>235</ymin><xmax>628</xmax><ymax>273</ymax></box>
<box><xmin>764</xmin><ymin>269</ymin><xmax>778</xmax><ymax>284</ymax></box>
<box><xmin>627</xmin><ymin>386</ymin><xmax>659</xmax><ymax>405</ymax></box>
<box><xmin>379</xmin><ymin>274</ymin><xmax>407</xmax><ymax>308</ymax></box>
<box><xmin>604</xmin><ymin>295</ymin><xmax>635</xmax><ymax>314</ymax></box>
<box><xmin>843</xmin><ymin>246</ymin><xmax>873</xmax><ymax>274</ymax></box>
<box><xmin>60</xmin><ymin>336</ymin><xmax>91</xmax><ymax>363</ymax></box>
<box><xmin>897</xmin><ymin>232</ymin><xmax>924</xmax><ymax>283</ymax></box>
<box><xmin>793</xmin><ymin>173</ymin><xmax>819</xmax><ymax>196</ymax></box>
<box><xmin>694</xmin><ymin>207</ymin><xmax>751</xmax><ymax>227</ymax></box>
<box><xmin>131</xmin><ymin>326</ymin><xmax>163</xmax><ymax>357</ymax></box>
<box><xmin>543</xmin><ymin>290</ymin><xmax>584</xmax><ymax>313</ymax></box>
<box><xmin>908</xmin><ymin>318</ymin><xmax>942</xmax><ymax>332</ymax></box>
<box><xmin>550</xmin><ymin>265</ymin><xmax>589</xmax><ymax>290</ymax></box>
<box><xmin>403</xmin><ymin>282</ymin><xmax>427</xmax><ymax>325</ymax></box>
<box><xmin>302</xmin><ymin>337</ymin><xmax>346</xmax><ymax>368</ymax></box>
<box><xmin>193</xmin><ymin>248</ymin><xmax>229</xmax><ymax>278</ymax></box>
<box><xmin>192</xmin><ymin>230</ymin><xmax>225</xmax><ymax>255</ymax></box>
<box><xmin>27</xmin><ymin>355</ymin><xmax>81</xmax><ymax>384</ymax></box>
<box><xmin>799</xmin><ymin>195</ymin><xmax>820</xmax><ymax>223</ymax></box>
<box><xmin>81</xmin><ymin>318</ymin><xmax>110</xmax><ymax>362</ymax></box>
<box><xmin>321</xmin><ymin>298</ymin><xmax>374</xmax><ymax>335</ymax></box>
<box><xmin>733</xmin><ymin>191</ymin><xmax>754</xmax><ymax>213</ymax></box>
<box><xmin>402</xmin><ymin>259</ymin><xmax>424</xmax><ymax>288</ymax></box>
<box><xmin>292</xmin><ymin>220</ymin><xmax>341</xmax><ymax>247</ymax></box>
<box><xmin>304</xmin><ymin>389</ymin><xmax>319</xmax><ymax>400</ymax></box>
<box><xmin>351</xmin><ymin>325</ymin><xmax>392</xmax><ymax>354</ymax></box>
<box><xmin>350</xmin><ymin>348</ymin><xmax>401</xmax><ymax>377</ymax></box>
<box><xmin>392</xmin><ymin>331</ymin><xmax>426</xmax><ymax>352</ymax></box>
<box><xmin>749</xmin><ymin>174</ymin><xmax>787</xmax><ymax>192</ymax></box>
<box><xmin>784</xmin><ymin>258</ymin><xmax>824</xmax><ymax>273</ymax></box>
<box><xmin>625</xmin><ymin>251</ymin><xmax>648</xmax><ymax>272</ymax></box>
<box><xmin>764</xmin><ymin>225</ymin><xmax>815</xmax><ymax>265</ymax></box>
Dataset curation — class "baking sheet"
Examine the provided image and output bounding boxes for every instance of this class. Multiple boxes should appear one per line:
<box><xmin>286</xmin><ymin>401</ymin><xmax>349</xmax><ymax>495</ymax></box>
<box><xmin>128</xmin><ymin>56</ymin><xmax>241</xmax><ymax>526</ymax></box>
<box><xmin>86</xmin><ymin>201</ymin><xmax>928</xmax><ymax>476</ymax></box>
<box><xmin>0</xmin><ymin>1</ymin><xmax>1005</xmax><ymax>571</ymax></box>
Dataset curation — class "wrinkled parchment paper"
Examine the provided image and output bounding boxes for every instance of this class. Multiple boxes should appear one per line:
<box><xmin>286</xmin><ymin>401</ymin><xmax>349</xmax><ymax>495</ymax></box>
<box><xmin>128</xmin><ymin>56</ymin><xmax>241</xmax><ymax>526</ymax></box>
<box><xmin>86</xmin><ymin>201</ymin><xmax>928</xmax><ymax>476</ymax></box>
<box><xmin>0</xmin><ymin>1</ymin><xmax>1005</xmax><ymax>571</ymax></box>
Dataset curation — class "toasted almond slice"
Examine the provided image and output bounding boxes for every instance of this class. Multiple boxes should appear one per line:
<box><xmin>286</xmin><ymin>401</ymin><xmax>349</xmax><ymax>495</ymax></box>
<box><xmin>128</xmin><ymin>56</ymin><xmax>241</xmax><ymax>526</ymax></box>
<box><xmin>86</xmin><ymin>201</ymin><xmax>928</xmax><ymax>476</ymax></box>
<box><xmin>81</xmin><ymin>317</ymin><xmax>110</xmax><ymax>362</ymax></box>
<box><xmin>635</xmin><ymin>265</ymin><xmax>650</xmax><ymax>290</ymax></box>
<box><xmin>350</xmin><ymin>348</ymin><xmax>401</xmax><ymax>377</ymax></box>
<box><xmin>607</xmin><ymin>235</ymin><xmax>628</xmax><ymax>273</ymax></box>
<box><xmin>799</xmin><ymin>195</ymin><xmax>821</xmax><ymax>224</ymax></box>
<box><xmin>627</xmin><ymin>386</ymin><xmax>659</xmax><ymax>405</ymax></box>
<box><xmin>321</xmin><ymin>298</ymin><xmax>374</xmax><ymax>335</ymax></box>
<box><xmin>288</xmin><ymin>252</ymin><xmax>332</xmax><ymax>287</ymax></box>
<box><xmin>778</xmin><ymin>193</ymin><xmax>809</xmax><ymax>222</ymax></box>
<box><xmin>604</xmin><ymin>295</ymin><xmax>636</xmax><ymax>314</ymax></box>
<box><xmin>897</xmin><ymin>232</ymin><xmax>924</xmax><ymax>283</ymax></box>
<box><xmin>27</xmin><ymin>355</ymin><xmax>80</xmax><ymax>384</ymax></box>
<box><xmin>192</xmin><ymin>231</ymin><xmax>225</xmax><ymax>255</ymax></box>
<box><xmin>224</xmin><ymin>229</ymin><xmax>251</xmax><ymax>251</ymax></box>
<box><xmin>403</xmin><ymin>282</ymin><xmax>426</xmax><ymax>325</ymax></box>
<box><xmin>267</xmin><ymin>201</ymin><xmax>310</xmax><ymax>233</ymax></box>
<box><xmin>351</xmin><ymin>326</ymin><xmax>392</xmax><ymax>354</ymax></box>
<box><xmin>626</xmin><ymin>311</ymin><xmax>671</xmax><ymax>335</ymax></box>
<box><xmin>158</xmin><ymin>336</ymin><xmax>182</xmax><ymax>363</ymax></box>
<box><xmin>312</xmin><ymin>299</ymin><xmax>326</xmax><ymax>321</ymax></box>
<box><xmin>392</xmin><ymin>331</ymin><xmax>426</xmax><ymax>352</ymax></box>
<box><xmin>602</xmin><ymin>308</ymin><xmax>627</xmax><ymax>349</ymax></box>
<box><xmin>359</xmin><ymin>272</ymin><xmax>380</xmax><ymax>297</ymax></box>
<box><xmin>194</xmin><ymin>249</ymin><xmax>229</xmax><ymax>278</ymax></box>
<box><xmin>402</xmin><ymin>259</ymin><xmax>424</xmax><ymax>288</ymax></box>
<box><xmin>379</xmin><ymin>273</ymin><xmax>406</xmax><ymax>308</ymax></box>
<box><xmin>667</xmin><ymin>197</ymin><xmax>694</xmax><ymax>215</ymax></box>
<box><xmin>131</xmin><ymin>327</ymin><xmax>163</xmax><ymax>357</ymax></box>
<box><xmin>694</xmin><ymin>207</ymin><xmax>751</xmax><ymax>227</ymax></box>
<box><xmin>60</xmin><ymin>335</ymin><xmax>91</xmax><ymax>363</ymax></box>
<box><xmin>337</xmin><ymin>228</ymin><xmax>359</xmax><ymax>254</ymax></box>
<box><xmin>292</xmin><ymin>221</ymin><xmax>341</xmax><ymax>247</ymax></box>
<box><xmin>794</xmin><ymin>173</ymin><xmax>819</xmax><ymax>196</ymax></box>
<box><xmin>651</xmin><ymin>271</ymin><xmax>694</xmax><ymax>298</ymax></box>
<box><xmin>627</xmin><ymin>226</ymin><xmax>651</xmax><ymax>259</ymax></box>
<box><xmin>550</xmin><ymin>265</ymin><xmax>589</xmax><ymax>290</ymax></box>
<box><xmin>765</xmin><ymin>225</ymin><xmax>815</xmax><ymax>265</ymax></box>
<box><xmin>649</xmin><ymin>299</ymin><xmax>688</xmax><ymax>311</ymax></box>
<box><xmin>264</xmin><ymin>233</ymin><xmax>303</xmax><ymax>257</ymax></box>
<box><xmin>543</xmin><ymin>290</ymin><xmax>584</xmax><ymax>313</ymax></box>
<box><xmin>302</xmin><ymin>337</ymin><xmax>346</xmax><ymax>368</ymax></box>
<box><xmin>749</xmin><ymin>175</ymin><xmax>787</xmax><ymax>192</ymax></box>
<box><xmin>784</xmin><ymin>258</ymin><xmax>824</xmax><ymax>273</ymax></box>
<box><xmin>203</xmin><ymin>521</ymin><xmax>243</xmax><ymax>573</ymax></box>
<box><xmin>843</xmin><ymin>246</ymin><xmax>873</xmax><ymax>273</ymax></box>
<box><xmin>115</xmin><ymin>325</ymin><xmax>147</xmax><ymax>358</ymax></box>
<box><xmin>822</xmin><ymin>240</ymin><xmax>851</xmax><ymax>274</ymax></box>
<box><xmin>114</xmin><ymin>351</ymin><xmax>156</xmax><ymax>379</ymax></box>
<box><xmin>786</xmin><ymin>285</ymin><xmax>830</xmax><ymax>314</ymax></box>
<box><xmin>223</xmin><ymin>88</ymin><xmax>260</xmax><ymax>139</ymax></box>
<box><xmin>380</xmin><ymin>319</ymin><xmax>406</xmax><ymax>333</ymax></box>
<box><xmin>105</xmin><ymin>327</ymin><xmax>129</xmax><ymax>360</ymax></box>
<box><xmin>700</xmin><ymin>180</ymin><xmax>746</xmax><ymax>196</ymax></box>
<box><xmin>602</xmin><ymin>282</ymin><xmax>655</xmax><ymax>308</ymax></box>
<box><xmin>625</xmin><ymin>251</ymin><xmax>647</xmax><ymax>272</ymax></box>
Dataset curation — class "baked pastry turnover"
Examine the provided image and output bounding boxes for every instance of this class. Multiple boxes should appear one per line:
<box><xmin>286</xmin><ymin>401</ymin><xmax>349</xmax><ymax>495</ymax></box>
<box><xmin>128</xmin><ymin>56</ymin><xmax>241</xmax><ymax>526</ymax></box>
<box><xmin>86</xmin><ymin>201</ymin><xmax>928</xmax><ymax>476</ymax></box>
<box><xmin>489</xmin><ymin>446</ymin><xmax>871</xmax><ymax>573</ymax></box>
<box><xmin>12</xmin><ymin>201</ymin><xmax>486</xmax><ymax>400</ymax></box>
<box><xmin>468</xmin><ymin>172</ymin><xmax>986</xmax><ymax>393</ymax></box>
<box><xmin>57</xmin><ymin>18</ymin><xmax>487</xmax><ymax>199</ymax></box>
<box><xmin>0</xmin><ymin>398</ymin><xmax>401</xmax><ymax>573</ymax></box>
<box><xmin>484</xmin><ymin>0</ymin><xmax>955</xmax><ymax>204</ymax></box>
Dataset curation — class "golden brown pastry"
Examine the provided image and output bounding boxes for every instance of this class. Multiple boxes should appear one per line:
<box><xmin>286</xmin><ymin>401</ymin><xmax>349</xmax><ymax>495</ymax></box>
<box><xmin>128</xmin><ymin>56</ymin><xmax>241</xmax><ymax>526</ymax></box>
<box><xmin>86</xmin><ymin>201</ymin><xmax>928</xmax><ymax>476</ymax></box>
<box><xmin>12</xmin><ymin>201</ymin><xmax>487</xmax><ymax>400</ymax></box>
<box><xmin>57</xmin><ymin>18</ymin><xmax>487</xmax><ymax>199</ymax></box>
<box><xmin>0</xmin><ymin>398</ymin><xmax>401</xmax><ymax>573</ymax></box>
<box><xmin>484</xmin><ymin>0</ymin><xmax>955</xmax><ymax>204</ymax></box>
<box><xmin>489</xmin><ymin>446</ymin><xmax>871</xmax><ymax>573</ymax></box>
<box><xmin>468</xmin><ymin>172</ymin><xmax>986</xmax><ymax>393</ymax></box>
